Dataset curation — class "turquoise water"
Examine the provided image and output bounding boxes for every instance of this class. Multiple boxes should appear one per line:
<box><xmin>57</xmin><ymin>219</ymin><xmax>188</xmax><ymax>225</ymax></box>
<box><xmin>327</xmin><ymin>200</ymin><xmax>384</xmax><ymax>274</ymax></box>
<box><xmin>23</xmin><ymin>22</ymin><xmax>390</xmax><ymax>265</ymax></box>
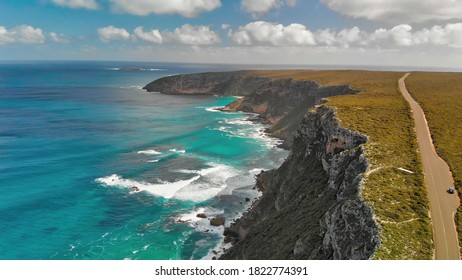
<box><xmin>0</xmin><ymin>62</ymin><xmax>287</xmax><ymax>259</ymax></box>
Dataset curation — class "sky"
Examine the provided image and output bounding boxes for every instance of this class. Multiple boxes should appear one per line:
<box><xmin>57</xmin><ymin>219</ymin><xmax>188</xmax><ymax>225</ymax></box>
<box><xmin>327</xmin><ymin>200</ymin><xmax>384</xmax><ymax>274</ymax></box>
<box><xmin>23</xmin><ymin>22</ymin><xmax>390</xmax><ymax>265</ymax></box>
<box><xmin>1</xmin><ymin>0</ymin><xmax>462</xmax><ymax>69</ymax></box>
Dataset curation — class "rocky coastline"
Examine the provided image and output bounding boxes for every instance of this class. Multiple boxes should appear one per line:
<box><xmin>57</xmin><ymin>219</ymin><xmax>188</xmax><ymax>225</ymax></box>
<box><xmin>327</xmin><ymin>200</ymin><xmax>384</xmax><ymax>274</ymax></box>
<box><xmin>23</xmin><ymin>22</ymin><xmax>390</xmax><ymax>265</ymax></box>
<box><xmin>220</xmin><ymin>106</ymin><xmax>379</xmax><ymax>259</ymax></box>
<box><xmin>144</xmin><ymin>72</ymin><xmax>380</xmax><ymax>259</ymax></box>
<box><xmin>144</xmin><ymin>72</ymin><xmax>358</xmax><ymax>149</ymax></box>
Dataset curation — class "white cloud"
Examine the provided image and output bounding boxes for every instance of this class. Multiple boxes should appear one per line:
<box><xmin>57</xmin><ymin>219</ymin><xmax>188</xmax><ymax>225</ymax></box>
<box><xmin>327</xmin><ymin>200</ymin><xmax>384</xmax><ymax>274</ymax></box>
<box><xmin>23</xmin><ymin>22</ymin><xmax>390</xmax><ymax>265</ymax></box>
<box><xmin>0</xmin><ymin>25</ymin><xmax>46</xmax><ymax>44</ymax></box>
<box><xmin>241</xmin><ymin>0</ymin><xmax>281</xmax><ymax>17</ymax></box>
<box><xmin>369</xmin><ymin>23</ymin><xmax>462</xmax><ymax>48</ymax></box>
<box><xmin>109</xmin><ymin>0</ymin><xmax>221</xmax><ymax>17</ymax></box>
<box><xmin>164</xmin><ymin>24</ymin><xmax>221</xmax><ymax>45</ymax></box>
<box><xmin>336</xmin><ymin>26</ymin><xmax>364</xmax><ymax>47</ymax></box>
<box><xmin>316</xmin><ymin>28</ymin><xmax>336</xmax><ymax>46</ymax></box>
<box><xmin>229</xmin><ymin>21</ymin><xmax>315</xmax><ymax>46</ymax></box>
<box><xmin>49</xmin><ymin>32</ymin><xmax>69</xmax><ymax>43</ymax></box>
<box><xmin>97</xmin><ymin>26</ymin><xmax>131</xmax><ymax>42</ymax></box>
<box><xmin>241</xmin><ymin>0</ymin><xmax>297</xmax><ymax>17</ymax></box>
<box><xmin>321</xmin><ymin>0</ymin><xmax>462</xmax><ymax>23</ymax></box>
<box><xmin>51</xmin><ymin>0</ymin><xmax>99</xmax><ymax>10</ymax></box>
<box><xmin>306</xmin><ymin>26</ymin><xmax>368</xmax><ymax>48</ymax></box>
<box><xmin>388</xmin><ymin>25</ymin><xmax>413</xmax><ymax>46</ymax></box>
<box><xmin>321</xmin><ymin>23</ymin><xmax>462</xmax><ymax>49</ymax></box>
<box><xmin>97</xmin><ymin>24</ymin><xmax>220</xmax><ymax>45</ymax></box>
<box><xmin>94</xmin><ymin>21</ymin><xmax>462</xmax><ymax>51</ymax></box>
<box><xmin>230</xmin><ymin>21</ymin><xmax>462</xmax><ymax>50</ymax></box>
<box><xmin>134</xmin><ymin>27</ymin><xmax>163</xmax><ymax>44</ymax></box>
<box><xmin>0</xmin><ymin>26</ymin><xmax>15</xmax><ymax>44</ymax></box>
<box><xmin>414</xmin><ymin>23</ymin><xmax>462</xmax><ymax>48</ymax></box>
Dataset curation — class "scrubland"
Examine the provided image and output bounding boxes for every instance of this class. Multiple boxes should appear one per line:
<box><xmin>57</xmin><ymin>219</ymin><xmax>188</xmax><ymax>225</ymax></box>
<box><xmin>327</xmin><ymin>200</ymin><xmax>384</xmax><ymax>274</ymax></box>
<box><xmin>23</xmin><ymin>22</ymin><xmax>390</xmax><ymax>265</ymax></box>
<box><xmin>246</xmin><ymin>70</ymin><xmax>433</xmax><ymax>259</ymax></box>
<box><xmin>406</xmin><ymin>72</ymin><xmax>462</xmax><ymax>254</ymax></box>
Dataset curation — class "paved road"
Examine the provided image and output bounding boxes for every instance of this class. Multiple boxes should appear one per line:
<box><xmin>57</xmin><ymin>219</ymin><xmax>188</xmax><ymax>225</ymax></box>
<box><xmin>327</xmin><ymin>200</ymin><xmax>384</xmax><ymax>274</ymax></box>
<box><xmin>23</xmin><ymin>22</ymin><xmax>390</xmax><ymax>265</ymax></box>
<box><xmin>399</xmin><ymin>73</ymin><xmax>460</xmax><ymax>260</ymax></box>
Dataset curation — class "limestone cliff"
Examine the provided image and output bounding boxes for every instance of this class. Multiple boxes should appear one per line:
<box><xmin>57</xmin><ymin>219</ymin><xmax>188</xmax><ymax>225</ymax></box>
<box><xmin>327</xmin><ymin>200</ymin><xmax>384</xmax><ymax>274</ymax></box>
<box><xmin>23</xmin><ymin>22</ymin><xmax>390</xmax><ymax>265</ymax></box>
<box><xmin>144</xmin><ymin>73</ymin><xmax>379</xmax><ymax>259</ymax></box>
<box><xmin>144</xmin><ymin>72</ymin><xmax>357</xmax><ymax>148</ymax></box>
<box><xmin>220</xmin><ymin>106</ymin><xmax>379</xmax><ymax>259</ymax></box>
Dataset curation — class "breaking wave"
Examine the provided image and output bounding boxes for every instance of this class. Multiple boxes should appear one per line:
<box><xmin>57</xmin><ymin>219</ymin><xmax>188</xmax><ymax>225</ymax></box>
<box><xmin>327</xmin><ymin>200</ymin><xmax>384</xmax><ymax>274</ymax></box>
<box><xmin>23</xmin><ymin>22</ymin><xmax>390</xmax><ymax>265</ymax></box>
<box><xmin>95</xmin><ymin>163</ymin><xmax>241</xmax><ymax>202</ymax></box>
<box><xmin>137</xmin><ymin>149</ymin><xmax>162</xmax><ymax>155</ymax></box>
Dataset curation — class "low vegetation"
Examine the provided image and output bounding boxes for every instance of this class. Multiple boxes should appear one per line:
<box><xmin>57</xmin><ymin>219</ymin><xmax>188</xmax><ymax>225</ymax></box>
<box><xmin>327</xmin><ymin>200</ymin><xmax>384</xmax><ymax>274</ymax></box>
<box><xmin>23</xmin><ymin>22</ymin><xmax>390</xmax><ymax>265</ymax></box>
<box><xmin>406</xmin><ymin>72</ymin><xmax>462</xmax><ymax>254</ymax></box>
<box><xmin>245</xmin><ymin>70</ymin><xmax>433</xmax><ymax>259</ymax></box>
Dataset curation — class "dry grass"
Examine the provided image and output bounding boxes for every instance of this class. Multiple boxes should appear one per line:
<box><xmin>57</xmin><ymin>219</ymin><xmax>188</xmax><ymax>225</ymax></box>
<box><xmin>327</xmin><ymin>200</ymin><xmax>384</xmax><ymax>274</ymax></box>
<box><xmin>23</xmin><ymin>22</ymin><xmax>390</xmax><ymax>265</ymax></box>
<box><xmin>245</xmin><ymin>70</ymin><xmax>433</xmax><ymax>259</ymax></box>
<box><xmin>406</xmin><ymin>72</ymin><xmax>462</xmax><ymax>254</ymax></box>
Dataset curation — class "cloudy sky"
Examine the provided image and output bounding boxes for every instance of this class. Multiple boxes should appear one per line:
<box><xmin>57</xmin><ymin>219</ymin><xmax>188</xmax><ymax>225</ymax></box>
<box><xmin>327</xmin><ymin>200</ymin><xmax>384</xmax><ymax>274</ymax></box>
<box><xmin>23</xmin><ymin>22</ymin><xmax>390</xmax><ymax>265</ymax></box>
<box><xmin>1</xmin><ymin>0</ymin><xmax>462</xmax><ymax>68</ymax></box>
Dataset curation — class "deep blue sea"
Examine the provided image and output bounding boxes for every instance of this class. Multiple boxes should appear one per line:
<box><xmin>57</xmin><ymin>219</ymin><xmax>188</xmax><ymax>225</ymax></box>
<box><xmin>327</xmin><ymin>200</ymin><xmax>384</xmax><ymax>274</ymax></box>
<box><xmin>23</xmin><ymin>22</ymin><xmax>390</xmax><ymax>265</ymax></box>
<box><xmin>0</xmin><ymin>61</ymin><xmax>287</xmax><ymax>260</ymax></box>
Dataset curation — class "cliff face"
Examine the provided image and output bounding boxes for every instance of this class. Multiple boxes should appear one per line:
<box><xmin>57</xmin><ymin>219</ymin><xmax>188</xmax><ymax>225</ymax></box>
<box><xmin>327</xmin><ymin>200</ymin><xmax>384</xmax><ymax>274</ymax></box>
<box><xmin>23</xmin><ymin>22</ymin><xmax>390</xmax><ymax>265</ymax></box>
<box><xmin>144</xmin><ymin>73</ymin><xmax>380</xmax><ymax>259</ymax></box>
<box><xmin>144</xmin><ymin>72</ymin><xmax>268</xmax><ymax>96</ymax></box>
<box><xmin>220</xmin><ymin>106</ymin><xmax>379</xmax><ymax>260</ymax></box>
<box><xmin>144</xmin><ymin>72</ymin><xmax>358</xmax><ymax>148</ymax></box>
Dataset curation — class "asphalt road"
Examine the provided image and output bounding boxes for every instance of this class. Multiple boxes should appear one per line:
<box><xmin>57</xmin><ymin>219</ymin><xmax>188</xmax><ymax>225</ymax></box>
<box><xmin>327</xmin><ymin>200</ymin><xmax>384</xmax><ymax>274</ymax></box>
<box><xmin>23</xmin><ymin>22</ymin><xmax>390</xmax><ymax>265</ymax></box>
<box><xmin>399</xmin><ymin>73</ymin><xmax>460</xmax><ymax>260</ymax></box>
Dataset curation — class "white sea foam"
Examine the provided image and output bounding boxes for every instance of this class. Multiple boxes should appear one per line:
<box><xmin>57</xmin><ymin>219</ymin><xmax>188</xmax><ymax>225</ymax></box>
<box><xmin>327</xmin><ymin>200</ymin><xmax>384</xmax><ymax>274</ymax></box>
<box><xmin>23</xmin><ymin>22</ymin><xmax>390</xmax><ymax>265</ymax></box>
<box><xmin>249</xmin><ymin>168</ymin><xmax>263</xmax><ymax>175</ymax></box>
<box><xmin>131</xmin><ymin>243</ymin><xmax>153</xmax><ymax>257</ymax></box>
<box><xmin>223</xmin><ymin>117</ymin><xmax>254</xmax><ymax>126</ymax></box>
<box><xmin>137</xmin><ymin>149</ymin><xmax>162</xmax><ymax>155</ymax></box>
<box><xmin>205</xmin><ymin>106</ymin><xmax>224</xmax><ymax>113</ymax></box>
<box><xmin>148</xmin><ymin>159</ymin><xmax>159</xmax><ymax>163</ymax></box>
<box><xmin>220</xmin><ymin>172</ymin><xmax>258</xmax><ymax>196</ymax></box>
<box><xmin>95</xmin><ymin>174</ymin><xmax>200</xmax><ymax>199</ymax></box>
<box><xmin>119</xmin><ymin>85</ymin><xmax>144</xmax><ymax>90</ymax></box>
<box><xmin>202</xmin><ymin>241</ymin><xmax>233</xmax><ymax>260</ymax></box>
<box><xmin>204</xmin><ymin>106</ymin><xmax>242</xmax><ymax>115</ymax></box>
<box><xmin>174</xmin><ymin>206</ymin><xmax>229</xmax><ymax>259</ymax></box>
<box><xmin>175</xmin><ymin>206</ymin><xmax>224</xmax><ymax>232</ymax></box>
<box><xmin>174</xmin><ymin>163</ymin><xmax>238</xmax><ymax>201</ymax></box>
<box><xmin>95</xmin><ymin>162</ymin><xmax>241</xmax><ymax>201</ymax></box>
<box><xmin>215</xmin><ymin>116</ymin><xmax>283</xmax><ymax>148</ymax></box>
<box><xmin>169</xmin><ymin>149</ymin><xmax>186</xmax><ymax>154</ymax></box>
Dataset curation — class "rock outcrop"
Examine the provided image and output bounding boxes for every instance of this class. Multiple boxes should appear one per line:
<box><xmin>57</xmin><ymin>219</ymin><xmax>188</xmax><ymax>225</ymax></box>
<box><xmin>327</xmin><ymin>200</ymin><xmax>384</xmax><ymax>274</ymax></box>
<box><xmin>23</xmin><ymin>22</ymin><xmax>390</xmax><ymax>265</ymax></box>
<box><xmin>220</xmin><ymin>106</ymin><xmax>379</xmax><ymax>259</ymax></box>
<box><xmin>144</xmin><ymin>72</ymin><xmax>380</xmax><ymax>259</ymax></box>
<box><xmin>210</xmin><ymin>217</ymin><xmax>225</xmax><ymax>226</ymax></box>
<box><xmin>144</xmin><ymin>72</ymin><xmax>358</xmax><ymax>148</ymax></box>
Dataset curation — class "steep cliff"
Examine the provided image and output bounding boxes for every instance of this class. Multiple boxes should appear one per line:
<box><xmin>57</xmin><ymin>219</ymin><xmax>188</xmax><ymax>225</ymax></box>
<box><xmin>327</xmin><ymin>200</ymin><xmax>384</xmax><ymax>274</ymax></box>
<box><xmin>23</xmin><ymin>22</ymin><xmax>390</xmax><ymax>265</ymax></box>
<box><xmin>144</xmin><ymin>73</ymin><xmax>380</xmax><ymax>259</ymax></box>
<box><xmin>220</xmin><ymin>106</ymin><xmax>379</xmax><ymax>259</ymax></box>
<box><xmin>144</xmin><ymin>72</ymin><xmax>358</xmax><ymax>148</ymax></box>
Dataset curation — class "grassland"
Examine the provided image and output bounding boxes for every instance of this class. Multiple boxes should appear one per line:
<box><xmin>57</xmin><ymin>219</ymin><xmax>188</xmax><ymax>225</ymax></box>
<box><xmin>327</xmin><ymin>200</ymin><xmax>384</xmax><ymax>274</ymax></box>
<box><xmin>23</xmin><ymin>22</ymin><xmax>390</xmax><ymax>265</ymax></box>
<box><xmin>406</xmin><ymin>72</ymin><xmax>462</xmax><ymax>254</ymax></box>
<box><xmin>245</xmin><ymin>70</ymin><xmax>434</xmax><ymax>259</ymax></box>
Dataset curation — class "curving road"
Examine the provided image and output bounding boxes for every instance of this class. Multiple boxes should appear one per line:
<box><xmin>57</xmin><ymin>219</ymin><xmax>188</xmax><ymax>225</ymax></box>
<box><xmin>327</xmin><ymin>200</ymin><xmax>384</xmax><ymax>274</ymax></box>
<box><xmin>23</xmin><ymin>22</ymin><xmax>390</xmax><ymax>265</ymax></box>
<box><xmin>399</xmin><ymin>73</ymin><xmax>460</xmax><ymax>260</ymax></box>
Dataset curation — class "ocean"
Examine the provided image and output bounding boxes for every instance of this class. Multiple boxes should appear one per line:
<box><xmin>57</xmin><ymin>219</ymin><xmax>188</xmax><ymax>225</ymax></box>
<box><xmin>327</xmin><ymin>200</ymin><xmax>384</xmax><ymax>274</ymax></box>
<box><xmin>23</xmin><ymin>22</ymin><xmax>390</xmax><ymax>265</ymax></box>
<box><xmin>0</xmin><ymin>61</ymin><xmax>287</xmax><ymax>260</ymax></box>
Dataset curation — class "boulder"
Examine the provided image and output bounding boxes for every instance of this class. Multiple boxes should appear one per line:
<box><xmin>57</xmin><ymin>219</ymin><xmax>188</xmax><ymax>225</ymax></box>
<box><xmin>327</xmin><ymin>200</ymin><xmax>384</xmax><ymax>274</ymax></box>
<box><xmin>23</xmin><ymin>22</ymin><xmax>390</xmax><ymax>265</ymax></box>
<box><xmin>210</xmin><ymin>217</ymin><xmax>225</xmax><ymax>226</ymax></box>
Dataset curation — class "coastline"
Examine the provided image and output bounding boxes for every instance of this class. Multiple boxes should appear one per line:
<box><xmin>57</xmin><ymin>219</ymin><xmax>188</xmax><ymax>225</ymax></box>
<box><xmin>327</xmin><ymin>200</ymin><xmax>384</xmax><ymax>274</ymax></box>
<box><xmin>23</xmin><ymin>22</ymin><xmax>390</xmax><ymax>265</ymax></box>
<box><xmin>200</xmin><ymin>105</ymin><xmax>289</xmax><ymax>260</ymax></box>
<box><xmin>143</xmin><ymin>69</ymin><xmax>434</xmax><ymax>259</ymax></box>
<box><xmin>143</xmin><ymin>71</ymin><xmax>377</xmax><ymax>259</ymax></box>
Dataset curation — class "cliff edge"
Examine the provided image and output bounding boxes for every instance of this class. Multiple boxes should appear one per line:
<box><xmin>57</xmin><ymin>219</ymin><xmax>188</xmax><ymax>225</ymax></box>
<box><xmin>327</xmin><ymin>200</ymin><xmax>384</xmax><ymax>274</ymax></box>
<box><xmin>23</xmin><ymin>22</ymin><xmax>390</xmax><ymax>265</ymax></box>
<box><xmin>221</xmin><ymin>106</ymin><xmax>379</xmax><ymax>259</ymax></box>
<box><xmin>144</xmin><ymin>72</ymin><xmax>380</xmax><ymax>259</ymax></box>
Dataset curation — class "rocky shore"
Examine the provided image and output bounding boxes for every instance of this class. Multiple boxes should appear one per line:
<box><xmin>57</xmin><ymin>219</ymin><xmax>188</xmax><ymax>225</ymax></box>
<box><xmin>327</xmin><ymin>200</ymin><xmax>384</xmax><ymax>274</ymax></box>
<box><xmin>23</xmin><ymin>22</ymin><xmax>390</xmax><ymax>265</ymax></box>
<box><xmin>144</xmin><ymin>72</ymin><xmax>357</xmax><ymax>149</ymax></box>
<box><xmin>144</xmin><ymin>72</ymin><xmax>379</xmax><ymax>259</ymax></box>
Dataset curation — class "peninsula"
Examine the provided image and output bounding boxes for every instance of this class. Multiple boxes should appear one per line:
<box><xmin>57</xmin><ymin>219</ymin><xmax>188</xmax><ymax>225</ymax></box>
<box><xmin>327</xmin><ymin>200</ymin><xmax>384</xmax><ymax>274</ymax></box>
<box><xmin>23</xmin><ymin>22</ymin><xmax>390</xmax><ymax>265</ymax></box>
<box><xmin>144</xmin><ymin>70</ymin><xmax>461</xmax><ymax>260</ymax></box>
